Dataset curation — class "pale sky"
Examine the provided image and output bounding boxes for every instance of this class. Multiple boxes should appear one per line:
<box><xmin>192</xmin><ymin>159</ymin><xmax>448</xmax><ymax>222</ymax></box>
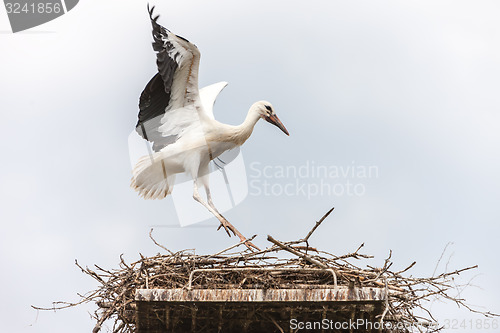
<box><xmin>1</xmin><ymin>1</ymin><xmax>499</xmax><ymax>332</ymax></box>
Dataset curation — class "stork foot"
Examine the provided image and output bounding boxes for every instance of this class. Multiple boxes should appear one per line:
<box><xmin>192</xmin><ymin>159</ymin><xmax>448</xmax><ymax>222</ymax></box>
<box><xmin>216</xmin><ymin>215</ymin><xmax>236</xmax><ymax>237</ymax></box>
<box><xmin>215</xmin><ymin>216</ymin><xmax>260</xmax><ymax>251</ymax></box>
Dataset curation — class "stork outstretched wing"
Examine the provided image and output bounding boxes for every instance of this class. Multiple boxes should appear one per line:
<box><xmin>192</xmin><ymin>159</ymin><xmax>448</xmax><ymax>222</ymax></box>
<box><xmin>136</xmin><ymin>5</ymin><xmax>205</xmax><ymax>151</ymax></box>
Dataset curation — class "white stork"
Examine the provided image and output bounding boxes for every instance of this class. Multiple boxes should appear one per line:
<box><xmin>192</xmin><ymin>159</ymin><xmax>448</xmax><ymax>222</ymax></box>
<box><xmin>131</xmin><ymin>6</ymin><xmax>289</xmax><ymax>249</ymax></box>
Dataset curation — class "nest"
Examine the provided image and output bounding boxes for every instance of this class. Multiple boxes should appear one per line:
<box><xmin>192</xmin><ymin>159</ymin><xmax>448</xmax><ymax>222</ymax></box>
<box><xmin>34</xmin><ymin>208</ymin><xmax>497</xmax><ymax>332</ymax></box>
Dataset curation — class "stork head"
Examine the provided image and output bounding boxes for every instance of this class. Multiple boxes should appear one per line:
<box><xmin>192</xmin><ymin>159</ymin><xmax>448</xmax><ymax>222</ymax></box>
<box><xmin>254</xmin><ymin>101</ymin><xmax>289</xmax><ymax>136</ymax></box>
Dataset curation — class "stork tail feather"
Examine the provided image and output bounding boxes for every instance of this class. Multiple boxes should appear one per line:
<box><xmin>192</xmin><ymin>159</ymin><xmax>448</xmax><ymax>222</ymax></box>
<box><xmin>131</xmin><ymin>154</ymin><xmax>175</xmax><ymax>200</ymax></box>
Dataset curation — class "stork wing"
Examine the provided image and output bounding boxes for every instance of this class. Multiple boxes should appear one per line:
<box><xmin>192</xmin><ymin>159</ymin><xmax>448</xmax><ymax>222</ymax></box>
<box><xmin>136</xmin><ymin>5</ymin><xmax>205</xmax><ymax>151</ymax></box>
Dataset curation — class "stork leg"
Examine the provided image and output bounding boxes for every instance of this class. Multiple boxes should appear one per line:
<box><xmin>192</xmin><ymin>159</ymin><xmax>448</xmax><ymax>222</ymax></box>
<box><xmin>192</xmin><ymin>179</ymin><xmax>232</xmax><ymax>237</ymax></box>
<box><xmin>193</xmin><ymin>174</ymin><xmax>260</xmax><ymax>251</ymax></box>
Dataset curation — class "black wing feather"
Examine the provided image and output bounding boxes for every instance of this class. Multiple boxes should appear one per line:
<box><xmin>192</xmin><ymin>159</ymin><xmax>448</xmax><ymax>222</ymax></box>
<box><xmin>137</xmin><ymin>72</ymin><xmax>169</xmax><ymax>130</ymax></box>
<box><xmin>136</xmin><ymin>5</ymin><xmax>191</xmax><ymax>141</ymax></box>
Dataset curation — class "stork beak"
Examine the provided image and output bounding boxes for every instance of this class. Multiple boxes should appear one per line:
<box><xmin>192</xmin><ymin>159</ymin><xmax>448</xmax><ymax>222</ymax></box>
<box><xmin>265</xmin><ymin>114</ymin><xmax>289</xmax><ymax>136</ymax></box>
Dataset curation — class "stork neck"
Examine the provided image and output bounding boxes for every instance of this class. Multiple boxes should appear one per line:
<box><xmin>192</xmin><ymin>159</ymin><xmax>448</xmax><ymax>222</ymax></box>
<box><xmin>234</xmin><ymin>108</ymin><xmax>261</xmax><ymax>145</ymax></box>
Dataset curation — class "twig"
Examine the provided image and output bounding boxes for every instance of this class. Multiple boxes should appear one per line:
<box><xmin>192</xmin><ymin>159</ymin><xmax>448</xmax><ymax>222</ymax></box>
<box><xmin>267</xmin><ymin>235</ymin><xmax>328</xmax><ymax>269</ymax></box>
<box><xmin>149</xmin><ymin>228</ymin><xmax>174</xmax><ymax>255</ymax></box>
<box><xmin>207</xmin><ymin>235</ymin><xmax>257</xmax><ymax>259</ymax></box>
<box><xmin>302</xmin><ymin>207</ymin><xmax>334</xmax><ymax>243</ymax></box>
<box><xmin>396</xmin><ymin>261</ymin><xmax>417</xmax><ymax>275</ymax></box>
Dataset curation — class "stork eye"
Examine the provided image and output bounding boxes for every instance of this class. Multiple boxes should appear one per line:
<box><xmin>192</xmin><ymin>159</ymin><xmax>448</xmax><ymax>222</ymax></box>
<box><xmin>265</xmin><ymin>105</ymin><xmax>272</xmax><ymax>112</ymax></box>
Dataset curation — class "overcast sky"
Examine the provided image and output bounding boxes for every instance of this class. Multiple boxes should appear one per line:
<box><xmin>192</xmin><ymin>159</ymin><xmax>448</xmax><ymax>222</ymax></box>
<box><xmin>1</xmin><ymin>1</ymin><xmax>500</xmax><ymax>332</ymax></box>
